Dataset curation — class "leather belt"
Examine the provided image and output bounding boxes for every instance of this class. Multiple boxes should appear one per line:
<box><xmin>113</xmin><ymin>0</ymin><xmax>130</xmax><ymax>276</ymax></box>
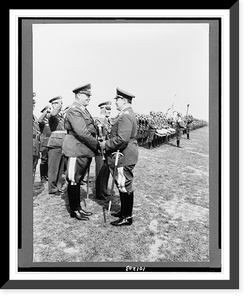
<box><xmin>52</xmin><ymin>130</ymin><xmax>67</xmax><ymax>134</ymax></box>
<box><xmin>67</xmin><ymin>130</ymin><xmax>96</xmax><ymax>138</ymax></box>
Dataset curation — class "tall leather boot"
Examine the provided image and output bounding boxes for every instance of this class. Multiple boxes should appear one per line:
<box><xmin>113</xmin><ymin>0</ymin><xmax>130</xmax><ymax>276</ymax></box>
<box><xmin>111</xmin><ymin>191</ymin><xmax>124</xmax><ymax>218</ymax></box>
<box><xmin>40</xmin><ymin>164</ymin><xmax>46</xmax><ymax>183</ymax></box>
<box><xmin>96</xmin><ymin>165</ymin><xmax>108</xmax><ymax>200</ymax></box>
<box><xmin>126</xmin><ymin>192</ymin><xmax>134</xmax><ymax>219</ymax></box>
<box><xmin>77</xmin><ymin>183</ymin><xmax>93</xmax><ymax>216</ymax></box>
<box><xmin>177</xmin><ymin>140</ymin><xmax>180</xmax><ymax>147</ymax></box>
<box><xmin>68</xmin><ymin>182</ymin><xmax>89</xmax><ymax>221</ymax></box>
<box><xmin>110</xmin><ymin>192</ymin><xmax>133</xmax><ymax>226</ymax></box>
<box><xmin>44</xmin><ymin>163</ymin><xmax>48</xmax><ymax>179</ymax></box>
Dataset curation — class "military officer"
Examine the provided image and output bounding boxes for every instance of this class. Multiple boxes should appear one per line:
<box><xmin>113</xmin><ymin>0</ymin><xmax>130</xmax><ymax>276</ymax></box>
<box><xmin>32</xmin><ymin>92</ymin><xmax>40</xmax><ymax>183</ymax></box>
<box><xmin>38</xmin><ymin>105</ymin><xmax>51</xmax><ymax>182</ymax></box>
<box><xmin>185</xmin><ymin>114</ymin><xmax>194</xmax><ymax>140</ymax></box>
<box><xmin>62</xmin><ymin>83</ymin><xmax>99</xmax><ymax>221</ymax></box>
<box><xmin>47</xmin><ymin>96</ymin><xmax>67</xmax><ymax>195</ymax></box>
<box><xmin>135</xmin><ymin>114</ymin><xmax>142</xmax><ymax>146</ymax></box>
<box><xmin>175</xmin><ymin>112</ymin><xmax>185</xmax><ymax>147</ymax></box>
<box><xmin>95</xmin><ymin>101</ymin><xmax>112</xmax><ymax>200</ymax></box>
<box><xmin>99</xmin><ymin>87</ymin><xmax>139</xmax><ymax>226</ymax></box>
<box><xmin>146</xmin><ymin>114</ymin><xmax>156</xmax><ymax>149</ymax></box>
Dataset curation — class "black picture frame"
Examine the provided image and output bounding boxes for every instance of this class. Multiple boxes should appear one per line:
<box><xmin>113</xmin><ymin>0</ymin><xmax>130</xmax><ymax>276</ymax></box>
<box><xmin>1</xmin><ymin>2</ymin><xmax>239</xmax><ymax>291</ymax></box>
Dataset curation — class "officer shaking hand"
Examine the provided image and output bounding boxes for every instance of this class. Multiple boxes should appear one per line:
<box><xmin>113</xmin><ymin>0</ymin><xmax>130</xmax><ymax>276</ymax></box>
<box><xmin>99</xmin><ymin>87</ymin><xmax>139</xmax><ymax>227</ymax></box>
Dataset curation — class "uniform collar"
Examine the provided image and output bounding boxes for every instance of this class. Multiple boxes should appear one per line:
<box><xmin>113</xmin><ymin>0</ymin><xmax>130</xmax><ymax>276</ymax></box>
<box><xmin>76</xmin><ymin>103</ymin><xmax>94</xmax><ymax>121</ymax></box>
<box><xmin>118</xmin><ymin>106</ymin><xmax>131</xmax><ymax>116</ymax></box>
<box><xmin>73</xmin><ymin>101</ymin><xmax>88</xmax><ymax>113</ymax></box>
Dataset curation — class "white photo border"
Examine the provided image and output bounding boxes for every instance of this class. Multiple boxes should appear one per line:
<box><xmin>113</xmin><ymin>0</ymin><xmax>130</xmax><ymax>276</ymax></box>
<box><xmin>7</xmin><ymin>6</ymin><xmax>238</xmax><ymax>288</ymax></box>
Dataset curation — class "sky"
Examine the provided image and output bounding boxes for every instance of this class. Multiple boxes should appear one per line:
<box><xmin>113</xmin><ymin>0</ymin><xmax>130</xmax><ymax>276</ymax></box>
<box><xmin>33</xmin><ymin>23</ymin><xmax>209</xmax><ymax>120</ymax></box>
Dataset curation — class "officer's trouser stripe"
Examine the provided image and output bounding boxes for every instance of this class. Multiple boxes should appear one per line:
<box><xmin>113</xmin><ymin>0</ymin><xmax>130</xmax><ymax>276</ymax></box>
<box><xmin>117</xmin><ymin>167</ymin><xmax>127</xmax><ymax>193</ymax></box>
<box><xmin>68</xmin><ymin>157</ymin><xmax>77</xmax><ymax>184</ymax></box>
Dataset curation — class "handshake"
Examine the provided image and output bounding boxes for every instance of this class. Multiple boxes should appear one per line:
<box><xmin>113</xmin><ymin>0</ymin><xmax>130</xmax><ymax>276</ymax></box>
<box><xmin>96</xmin><ymin>123</ymin><xmax>106</xmax><ymax>151</ymax></box>
<box><xmin>98</xmin><ymin>140</ymin><xmax>106</xmax><ymax>150</ymax></box>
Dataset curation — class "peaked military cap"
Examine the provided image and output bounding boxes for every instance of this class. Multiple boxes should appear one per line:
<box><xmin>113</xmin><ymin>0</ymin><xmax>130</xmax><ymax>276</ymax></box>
<box><xmin>114</xmin><ymin>87</ymin><xmax>135</xmax><ymax>101</ymax></box>
<box><xmin>72</xmin><ymin>83</ymin><xmax>91</xmax><ymax>95</ymax></box>
<box><xmin>98</xmin><ymin>101</ymin><xmax>112</xmax><ymax>110</ymax></box>
<box><xmin>49</xmin><ymin>95</ymin><xmax>62</xmax><ymax>103</ymax></box>
<box><xmin>41</xmin><ymin>105</ymin><xmax>51</xmax><ymax>113</ymax></box>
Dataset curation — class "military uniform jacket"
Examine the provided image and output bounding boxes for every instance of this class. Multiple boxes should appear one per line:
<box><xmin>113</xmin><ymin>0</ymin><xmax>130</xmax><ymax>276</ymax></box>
<box><xmin>105</xmin><ymin>107</ymin><xmax>138</xmax><ymax>168</ymax></box>
<box><xmin>175</xmin><ymin>117</ymin><xmax>185</xmax><ymax>136</ymax></box>
<box><xmin>47</xmin><ymin>112</ymin><xmax>66</xmax><ymax>148</ymax></box>
<box><xmin>62</xmin><ymin>101</ymin><xmax>98</xmax><ymax>158</ymax></box>
<box><xmin>39</xmin><ymin>120</ymin><xmax>51</xmax><ymax>147</ymax></box>
<box><xmin>186</xmin><ymin>116</ymin><xmax>194</xmax><ymax>129</ymax></box>
<box><xmin>95</xmin><ymin>116</ymin><xmax>112</xmax><ymax>140</ymax></box>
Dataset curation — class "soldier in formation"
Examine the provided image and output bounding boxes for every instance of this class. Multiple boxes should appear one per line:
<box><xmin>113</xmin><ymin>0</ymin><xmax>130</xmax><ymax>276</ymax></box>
<box><xmin>146</xmin><ymin>114</ymin><xmax>157</xmax><ymax>149</ymax></box>
<box><xmin>135</xmin><ymin>111</ymin><xmax>177</xmax><ymax>149</ymax></box>
<box><xmin>184</xmin><ymin>114</ymin><xmax>194</xmax><ymax>140</ymax></box>
<box><xmin>174</xmin><ymin>112</ymin><xmax>186</xmax><ymax>148</ymax></box>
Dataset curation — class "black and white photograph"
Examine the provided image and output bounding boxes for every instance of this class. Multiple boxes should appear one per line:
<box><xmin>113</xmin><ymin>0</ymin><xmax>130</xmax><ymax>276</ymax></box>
<box><xmin>31</xmin><ymin>20</ymin><xmax>211</xmax><ymax>264</ymax></box>
<box><xmin>6</xmin><ymin>5</ymin><xmax>240</xmax><ymax>291</ymax></box>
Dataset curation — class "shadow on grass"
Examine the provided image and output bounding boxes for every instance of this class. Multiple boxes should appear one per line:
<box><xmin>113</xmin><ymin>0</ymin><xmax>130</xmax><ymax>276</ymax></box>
<box><xmin>89</xmin><ymin>193</ymin><xmax>121</xmax><ymax>213</ymax></box>
<box><xmin>165</xmin><ymin>141</ymin><xmax>178</xmax><ymax>148</ymax></box>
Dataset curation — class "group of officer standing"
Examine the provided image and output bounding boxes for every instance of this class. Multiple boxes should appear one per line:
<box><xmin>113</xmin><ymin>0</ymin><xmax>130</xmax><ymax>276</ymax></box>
<box><xmin>33</xmin><ymin>84</ymin><xmax>138</xmax><ymax>226</ymax></box>
<box><xmin>32</xmin><ymin>85</ymin><xmax>194</xmax><ymax>226</ymax></box>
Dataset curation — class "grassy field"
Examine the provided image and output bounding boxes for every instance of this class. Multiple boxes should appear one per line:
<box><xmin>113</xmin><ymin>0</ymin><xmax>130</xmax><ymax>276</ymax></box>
<box><xmin>33</xmin><ymin>126</ymin><xmax>209</xmax><ymax>263</ymax></box>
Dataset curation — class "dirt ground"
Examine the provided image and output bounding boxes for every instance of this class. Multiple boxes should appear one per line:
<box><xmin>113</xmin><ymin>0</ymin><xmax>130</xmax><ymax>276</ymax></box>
<box><xmin>33</xmin><ymin>126</ymin><xmax>209</xmax><ymax>263</ymax></box>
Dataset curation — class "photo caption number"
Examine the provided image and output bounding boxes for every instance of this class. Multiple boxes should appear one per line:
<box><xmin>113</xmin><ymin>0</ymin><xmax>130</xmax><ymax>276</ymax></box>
<box><xmin>125</xmin><ymin>265</ymin><xmax>146</xmax><ymax>272</ymax></box>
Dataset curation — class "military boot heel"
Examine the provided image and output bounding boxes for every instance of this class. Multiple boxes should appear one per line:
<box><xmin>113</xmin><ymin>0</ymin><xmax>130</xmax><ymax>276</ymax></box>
<box><xmin>110</xmin><ymin>216</ymin><xmax>132</xmax><ymax>226</ymax></box>
<box><xmin>110</xmin><ymin>192</ymin><xmax>133</xmax><ymax>226</ymax></box>
<box><xmin>68</xmin><ymin>183</ymin><xmax>89</xmax><ymax>221</ymax></box>
<box><xmin>70</xmin><ymin>210</ymin><xmax>89</xmax><ymax>221</ymax></box>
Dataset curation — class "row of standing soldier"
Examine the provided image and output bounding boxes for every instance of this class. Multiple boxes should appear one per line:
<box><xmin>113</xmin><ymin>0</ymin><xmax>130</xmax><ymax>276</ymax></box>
<box><xmin>32</xmin><ymin>85</ymin><xmax>138</xmax><ymax>226</ymax></box>
<box><xmin>135</xmin><ymin>111</ymin><xmax>194</xmax><ymax>148</ymax></box>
